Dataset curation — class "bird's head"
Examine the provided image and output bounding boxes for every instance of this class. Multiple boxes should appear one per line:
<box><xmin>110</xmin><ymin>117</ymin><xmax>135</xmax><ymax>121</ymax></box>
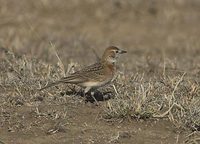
<box><xmin>102</xmin><ymin>46</ymin><xmax>127</xmax><ymax>64</ymax></box>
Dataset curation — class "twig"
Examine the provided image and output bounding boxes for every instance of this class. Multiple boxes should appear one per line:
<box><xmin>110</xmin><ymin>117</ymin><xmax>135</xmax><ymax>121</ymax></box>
<box><xmin>112</xmin><ymin>84</ymin><xmax>118</xmax><ymax>95</ymax></box>
<box><xmin>49</xmin><ymin>41</ymin><xmax>66</xmax><ymax>77</ymax></box>
<box><xmin>153</xmin><ymin>103</ymin><xmax>175</xmax><ymax>118</ymax></box>
<box><xmin>91</xmin><ymin>47</ymin><xmax>100</xmax><ymax>61</ymax></box>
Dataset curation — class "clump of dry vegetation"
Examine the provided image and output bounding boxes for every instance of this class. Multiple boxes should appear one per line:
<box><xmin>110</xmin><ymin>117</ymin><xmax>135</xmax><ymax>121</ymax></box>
<box><xmin>1</xmin><ymin>47</ymin><xmax>199</xmax><ymax>134</ymax></box>
<box><xmin>104</xmin><ymin>72</ymin><xmax>200</xmax><ymax>131</ymax></box>
<box><xmin>0</xmin><ymin>48</ymin><xmax>72</xmax><ymax>132</ymax></box>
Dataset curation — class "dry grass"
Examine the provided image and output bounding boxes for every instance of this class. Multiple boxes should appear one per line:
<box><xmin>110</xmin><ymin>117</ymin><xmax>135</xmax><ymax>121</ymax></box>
<box><xmin>104</xmin><ymin>72</ymin><xmax>200</xmax><ymax>131</ymax></box>
<box><xmin>1</xmin><ymin>47</ymin><xmax>199</xmax><ymax>132</ymax></box>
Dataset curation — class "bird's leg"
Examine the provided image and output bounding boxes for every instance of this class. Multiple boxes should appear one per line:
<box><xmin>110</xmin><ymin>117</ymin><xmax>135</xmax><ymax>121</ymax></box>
<box><xmin>84</xmin><ymin>87</ymin><xmax>91</xmax><ymax>94</ymax></box>
<box><xmin>84</xmin><ymin>87</ymin><xmax>91</xmax><ymax>102</ymax></box>
<box><xmin>91</xmin><ymin>91</ymin><xmax>99</xmax><ymax>106</ymax></box>
<box><xmin>84</xmin><ymin>87</ymin><xmax>98</xmax><ymax>105</ymax></box>
<box><xmin>84</xmin><ymin>87</ymin><xmax>91</xmax><ymax>97</ymax></box>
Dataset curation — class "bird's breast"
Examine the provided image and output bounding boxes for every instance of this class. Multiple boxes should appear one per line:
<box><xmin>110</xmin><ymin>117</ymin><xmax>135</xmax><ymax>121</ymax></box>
<box><xmin>107</xmin><ymin>63</ymin><xmax>116</xmax><ymax>77</ymax></box>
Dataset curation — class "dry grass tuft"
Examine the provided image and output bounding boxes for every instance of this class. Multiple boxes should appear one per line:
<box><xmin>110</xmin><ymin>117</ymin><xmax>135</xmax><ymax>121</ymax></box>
<box><xmin>103</xmin><ymin>71</ymin><xmax>200</xmax><ymax>131</ymax></box>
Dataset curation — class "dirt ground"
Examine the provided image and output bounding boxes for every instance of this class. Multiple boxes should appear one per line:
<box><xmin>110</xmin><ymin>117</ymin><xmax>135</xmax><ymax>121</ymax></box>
<box><xmin>0</xmin><ymin>103</ymin><xmax>186</xmax><ymax>144</ymax></box>
<box><xmin>0</xmin><ymin>0</ymin><xmax>200</xmax><ymax>144</ymax></box>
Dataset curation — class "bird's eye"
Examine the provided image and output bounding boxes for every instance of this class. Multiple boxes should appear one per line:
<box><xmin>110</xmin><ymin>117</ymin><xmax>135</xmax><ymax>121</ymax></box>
<box><xmin>116</xmin><ymin>50</ymin><xmax>119</xmax><ymax>53</ymax></box>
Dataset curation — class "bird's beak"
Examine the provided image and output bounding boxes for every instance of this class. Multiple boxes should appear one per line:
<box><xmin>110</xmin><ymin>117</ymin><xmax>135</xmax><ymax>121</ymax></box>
<box><xmin>120</xmin><ymin>49</ymin><xmax>127</xmax><ymax>54</ymax></box>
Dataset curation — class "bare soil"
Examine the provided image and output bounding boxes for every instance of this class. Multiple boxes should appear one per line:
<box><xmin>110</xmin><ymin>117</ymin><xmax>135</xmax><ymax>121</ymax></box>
<box><xmin>0</xmin><ymin>102</ymin><xmax>186</xmax><ymax>144</ymax></box>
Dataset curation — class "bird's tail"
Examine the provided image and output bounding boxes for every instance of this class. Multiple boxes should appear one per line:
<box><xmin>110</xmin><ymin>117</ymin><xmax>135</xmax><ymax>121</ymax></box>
<box><xmin>39</xmin><ymin>74</ymin><xmax>82</xmax><ymax>91</ymax></box>
<box><xmin>39</xmin><ymin>80</ymin><xmax>63</xmax><ymax>91</ymax></box>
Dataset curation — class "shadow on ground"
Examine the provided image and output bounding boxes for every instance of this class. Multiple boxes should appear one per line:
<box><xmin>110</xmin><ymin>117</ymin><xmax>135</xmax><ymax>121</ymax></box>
<box><xmin>63</xmin><ymin>90</ymin><xmax>115</xmax><ymax>103</ymax></box>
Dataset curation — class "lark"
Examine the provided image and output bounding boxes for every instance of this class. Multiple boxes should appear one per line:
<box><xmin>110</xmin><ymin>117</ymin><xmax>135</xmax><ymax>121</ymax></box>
<box><xmin>40</xmin><ymin>46</ymin><xmax>126</xmax><ymax>102</ymax></box>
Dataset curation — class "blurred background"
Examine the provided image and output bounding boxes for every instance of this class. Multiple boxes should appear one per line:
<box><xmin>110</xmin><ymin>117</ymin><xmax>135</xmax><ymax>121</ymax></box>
<box><xmin>0</xmin><ymin>0</ymin><xmax>200</xmax><ymax>74</ymax></box>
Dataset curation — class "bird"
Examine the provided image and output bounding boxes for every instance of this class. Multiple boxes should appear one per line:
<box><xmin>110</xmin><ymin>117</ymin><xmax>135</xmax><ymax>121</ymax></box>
<box><xmin>40</xmin><ymin>46</ymin><xmax>126</xmax><ymax>102</ymax></box>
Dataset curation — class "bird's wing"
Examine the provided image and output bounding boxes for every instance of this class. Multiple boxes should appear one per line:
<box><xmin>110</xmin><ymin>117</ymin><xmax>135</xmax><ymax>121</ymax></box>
<box><xmin>39</xmin><ymin>63</ymin><xmax>106</xmax><ymax>91</ymax></box>
<box><xmin>75</xmin><ymin>62</ymin><xmax>103</xmax><ymax>74</ymax></box>
<box><xmin>60</xmin><ymin>73</ymin><xmax>88</xmax><ymax>84</ymax></box>
<box><xmin>73</xmin><ymin>62</ymin><xmax>107</xmax><ymax>81</ymax></box>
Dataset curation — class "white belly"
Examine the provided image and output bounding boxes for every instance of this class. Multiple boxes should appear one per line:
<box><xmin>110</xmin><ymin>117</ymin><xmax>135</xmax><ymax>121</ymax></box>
<box><xmin>81</xmin><ymin>80</ymin><xmax>110</xmax><ymax>88</ymax></box>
